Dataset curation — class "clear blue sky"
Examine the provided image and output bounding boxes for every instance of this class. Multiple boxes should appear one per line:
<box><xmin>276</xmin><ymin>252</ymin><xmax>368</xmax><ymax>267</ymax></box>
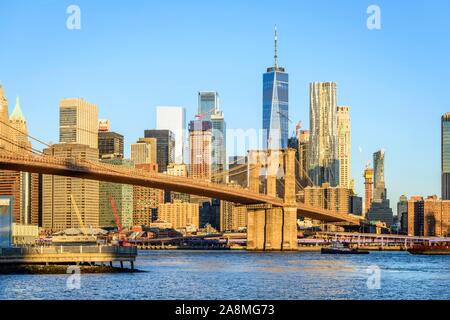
<box><xmin>1</xmin><ymin>0</ymin><xmax>450</xmax><ymax>213</ymax></box>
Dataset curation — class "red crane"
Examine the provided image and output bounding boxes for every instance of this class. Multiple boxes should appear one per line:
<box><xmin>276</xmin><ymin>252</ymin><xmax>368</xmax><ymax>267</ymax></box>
<box><xmin>195</xmin><ymin>107</ymin><xmax>216</xmax><ymax>120</ymax></box>
<box><xmin>109</xmin><ymin>194</ymin><xmax>131</xmax><ymax>246</ymax></box>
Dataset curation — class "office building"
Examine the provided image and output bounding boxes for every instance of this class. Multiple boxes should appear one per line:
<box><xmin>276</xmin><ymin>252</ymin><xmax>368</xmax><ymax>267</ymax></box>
<box><xmin>98</xmin><ymin>121</ymin><xmax>124</xmax><ymax>160</ymax></box>
<box><xmin>59</xmin><ymin>98</ymin><xmax>98</xmax><ymax>149</ymax></box>
<box><xmin>131</xmin><ymin>137</ymin><xmax>157</xmax><ymax>165</ymax></box>
<box><xmin>304</xmin><ymin>183</ymin><xmax>350</xmax><ymax>215</ymax></box>
<box><xmin>211</xmin><ymin>110</ymin><xmax>226</xmax><ymax>183</ymax></box>
<box><xmin>397</xmin><ymin>195</ymin><xmax>408</xmax><ymax>234</ymax></box>
<box><xmin>298</xmin><ymin>130</ymin><xmax>310</xmax><ymax>187</ymax></box>
<box><xmin>220</xmin><ymin>200</ymin><xmax>247</xmax><ymax>232</ymax></box>
<box><xmin>156</xmin><ymin>106</ymin><xmax>186</xmax><ymax>164</ymax></box>
<box><xmin>158</xmin><ymin>200</ymin><xmax>199</xmax><ymax>230</ymax></box>
<box><xmin>99</xmin><ymin>159</ymin><xmax>133</xmax><ymax>229</ymax></box>
<box><xmin>198</xmin><ymin>92</ymin><xmax>219</xmax><ymax>121</ymax></box>
<box><xmin>133</xmin><ymin>163</ymin><xmax>163</xmax><ymax>226</ymax></box>
<box><xmin>442</xmin><ymin>113</ymin><xmax>450</xmax><ymax>200</ymax></box>
<box><xmin>42</xmin><ymin>143</ymin><xmax>99</xmax><ymax>232</ymax></box>
<box><xmin>262</xmin><ymin>27</ymin><xmax>289</xmax><ymax>150</ymax></box>
<box><xmin>308</xmin><ymin>82</ymin><xmax>339</xmax><ymax>186</ymax></box>
<box><xmin>130</xmin><ymin>143</ymin><xmax>163</xmax><ymax>226</ymax></box>
<box><xmin>349</xmin><ymin>195</ymin><xmax>363</xmax><ymax>216</ymax></box>
<box><xmin>337</xmin><ymin>106</ymin><xmax>351</xmax><ymax>188</ymax></box>
<box><xmin>363</xmin><ymin>165</ymin><xmax>374</xmax><ymax>214</ymax></box>
<box><xmin>166</xmin><ymin>163</ymin><xmax>190</xmax><ymax>203</ymax></box>
<box><xmin>407</xmin><ymin>196</ymin><xmax>450</xmax><ymax>237</ymax></box>
<box><xmin>189</xmin><ymin>120</ymin><xmax>212</xmax><ymax>180</ymax></box>
<box><xmin>144</xmin><ymin>129</ymin><xmax>175</xmax><ymax>173</ymax></box>
<box><xmin>0</xmin><ymin>93</ymin><xmax>39</xmax><ymax>225</ymax></box>
<box><xmin>366</xmin><ymin>150</ymin><xmax>394</xmax><ymax>226</ymax></box>
<box><xmin>199</xmin><ymin>198</ymin><xmax>220</xmax><ymax>230</ymax></box>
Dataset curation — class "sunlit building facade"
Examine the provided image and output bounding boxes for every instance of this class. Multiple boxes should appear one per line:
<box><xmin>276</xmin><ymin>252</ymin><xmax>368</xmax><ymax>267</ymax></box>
<box><xmin>59</xmin><ymin>98</ymin><xmax>98</xmax><ymax>149</ymax></box>
<box><xmin>308</xmin><ymin>82</ymin><xmax>339</xmax><ymax>187</ymax></box>
<box><xmin>156</xmin><ymin>106</ymin><xmax>185</xmax><ymax>164</ymax></box>
<box><xmin>337</xmin><ymin>106</ymin><xmax>351</xmax><ymax>189</ymax></box>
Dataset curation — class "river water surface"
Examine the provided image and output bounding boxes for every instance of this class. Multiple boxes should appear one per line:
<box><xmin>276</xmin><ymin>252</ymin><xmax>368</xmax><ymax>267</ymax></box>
<box><xmin>0</xmin><ymin>250</ymin><xmax>449</xmax><ymax>300</ymax></box>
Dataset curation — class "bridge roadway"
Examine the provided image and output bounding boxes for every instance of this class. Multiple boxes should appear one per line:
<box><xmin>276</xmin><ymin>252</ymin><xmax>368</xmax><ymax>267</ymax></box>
<box><xmin>0</xmin><ymin>151</ymin><xmax>361</xmax><ymax>225</ymax></box>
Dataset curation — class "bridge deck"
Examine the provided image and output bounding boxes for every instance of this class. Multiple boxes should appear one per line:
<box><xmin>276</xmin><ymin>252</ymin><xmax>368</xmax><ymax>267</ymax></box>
<box><xmin>0</xmin><ymin>152</ymin><xmax>361</xmax><ymax>224</ymax></box>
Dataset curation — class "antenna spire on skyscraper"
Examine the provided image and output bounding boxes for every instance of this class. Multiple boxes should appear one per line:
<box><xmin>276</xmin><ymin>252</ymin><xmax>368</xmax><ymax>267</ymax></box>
<box><xmin>274</xmin><ymin>25</ymin><xmax>278</xmax><ymax>68</ymax></box>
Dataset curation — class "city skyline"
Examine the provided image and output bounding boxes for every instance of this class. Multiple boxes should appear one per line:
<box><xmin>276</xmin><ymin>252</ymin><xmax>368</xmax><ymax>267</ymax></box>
<box><xmin>1</xmin><ymin>0</ymin><xmax>449</xmax><ymax>211</ymax></box>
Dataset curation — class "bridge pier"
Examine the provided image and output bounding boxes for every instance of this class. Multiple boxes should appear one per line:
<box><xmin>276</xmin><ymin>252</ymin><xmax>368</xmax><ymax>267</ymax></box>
<box><xmin>246</xmin><ymin>148</ymin><xmax>298</xmax><ymax>251</ymax></box>
<box><xmin>246</xmin><ymin>205</ymin><xmax>298</xmax><ymax>251</ymax></box>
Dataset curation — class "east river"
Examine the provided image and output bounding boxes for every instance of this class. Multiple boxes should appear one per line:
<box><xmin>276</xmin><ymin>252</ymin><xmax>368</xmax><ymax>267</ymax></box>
<box><xmin>0</xmin><ymin>250</ymin><xmax>449</xmax><ymax>300</ymax></box>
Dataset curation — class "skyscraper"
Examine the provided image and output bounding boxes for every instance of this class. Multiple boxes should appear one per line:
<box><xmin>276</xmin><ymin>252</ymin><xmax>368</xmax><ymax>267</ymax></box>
<box><xmin>198</xmin><ymin>92</ymin><xmax>219</xmax><ymax>121</ymax></box>
<box><xmin>442</xmin><ymin>113</ymin><xmax>450</xmax><ymax>200</ymax></box>
<box><xmin>156</xmin><ymin>106</ymin><xmax>186</xmax><ymax>164</ymax></box>
<box><xmin>59</xmin><ymin>98</ymin><xmax>98</xmax><ymax>149</ymax></box>
<box><xmin>337</xmin><ymin>106</ymin><xmax>351</xmax><ymax>188</ymax></box>
<box><xmin>366</xmin><ymin>149</ymin><xmax>394</xmax><ymax>226</ymax></box>
<box><xmin>42</xmin><ymin>143</ymin><xmax>99</xmax><ymax>232</ymax></box>
<box><xmin>211</xmin><ymin>110</ymin><xmax>226</xmax><ymax>183</ymax></box>
<box><xmin>99</xmin><ymin>159</ymin><xmax>133</xmax><ymax>229</ymax></box>
<box><xmin>0</xmin><ymin>93</ymin><xmax>39</xmax><ymax>225</ymax></box>
<box><xmin>363</xmin><ymin>165</ymin><xmax>374</xmax><ymax>214</ymax></box>
<box><xmin>42</xmin><ymin>98</ymin><xmax>99</xmax><ymax>232</ymax></box>
<box><xmin>397</xmin><ymin>195</ymin><xmax>408</xmax><ymax>234</ymax></box>
<box><xmin>9</xmin><ymin>97</ymin><xmax>39</xmax><ymax>225</ymax></box>
<box><xmin>262</xmin><ymin>26</ymin><xmax>289</xmax><ymax>150</ymax></box>
<box><xmin>298</xmin><ymin>130</ymin><xmax>310</xmax><ymax>187</ymax></box>
<box><xmin>98</xmin><ymin>120</ymin><xmax>124</xmax><ymax>160</ymax></box>
<box><xmin>309</xmin><ymin>82</ymin><xmax>339</xmax><ymax>186</ymax></box>
<box><xmin>131</xmin><ymin>138</ymin><xmax>157</xmax><ymax>165</ymax></box>
<box><xmin>373</xmin><ymin>150</ymin><xmax>386</xmax><ymax>201</ymax></box>
<box><xmin>189</xmin><ymin>120</ymin><xmax>212</xmax><ymax>180</ymax></box>
<box><xmin>144</xmin><ymin>129</ymin><xmax>175</xmax><ymax>173</ymax></box>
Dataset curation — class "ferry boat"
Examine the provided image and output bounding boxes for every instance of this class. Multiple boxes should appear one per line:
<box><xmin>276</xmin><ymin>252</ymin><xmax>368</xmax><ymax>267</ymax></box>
<box><xmin>321</xmin><ymin>241</ymin><xmax>369</xmax><ymax>255</ymax></box>
<box><xmin>407</xmin><ymin>243</ymin><xmax>450</xmax><ymax>255</ymax></box>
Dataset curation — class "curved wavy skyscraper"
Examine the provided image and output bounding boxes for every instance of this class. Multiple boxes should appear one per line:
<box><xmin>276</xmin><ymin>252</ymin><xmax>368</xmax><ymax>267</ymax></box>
<box><xmin>308</xmin><ymin>82</ymin><xmax>339</xmax><ymax>187</ymax></box>
<box><xmin>262</xmin><ymin>26</ymin><xmax>289</xmax><ymax>150</ymax></box>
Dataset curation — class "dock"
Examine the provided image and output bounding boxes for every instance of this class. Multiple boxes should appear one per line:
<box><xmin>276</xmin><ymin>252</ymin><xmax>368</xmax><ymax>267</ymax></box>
<box><xmin>0</xmin><ymin>245</ymin><xmax>137</xmax><ymax>269</ymax></box>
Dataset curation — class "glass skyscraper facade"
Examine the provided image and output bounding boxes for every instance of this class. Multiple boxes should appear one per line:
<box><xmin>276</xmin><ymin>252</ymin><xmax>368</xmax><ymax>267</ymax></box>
<box><xmin>262</xmin><ymin>27</ymin><xmax>289</xmax><ymax>150</ymax></box>
<box><xmin>211</xmin><ymin>111</ymin><xmax>226</xmax><ymax>183</ymax></box>
<box><xmin>442</xmin><ymin>113</ymin><xmax>450</xmax><ymax>199</ymax></box>
<box><xmin>198</xmin><ymin>92</ymin><xmax>219</xmax><ymax>121</ymax></box>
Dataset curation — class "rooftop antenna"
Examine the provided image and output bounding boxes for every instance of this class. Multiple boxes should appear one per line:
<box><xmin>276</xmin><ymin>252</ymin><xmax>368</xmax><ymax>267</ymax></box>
<box><xmin>274</xmin><ymin>25</ymin><xmax>278</xmax><ymax>68</ymax></box>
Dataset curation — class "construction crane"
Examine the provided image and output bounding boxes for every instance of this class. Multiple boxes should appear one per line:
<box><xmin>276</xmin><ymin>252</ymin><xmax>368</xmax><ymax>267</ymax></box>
<box><xmin>109</xmin><ymin>194</ymin><xmax>130</xmax><ymax>246</ymax></box>
<box><xmin>195</xmin><ymin>107</ymin><xmax>216</xmax><ymax>120</ymax></box>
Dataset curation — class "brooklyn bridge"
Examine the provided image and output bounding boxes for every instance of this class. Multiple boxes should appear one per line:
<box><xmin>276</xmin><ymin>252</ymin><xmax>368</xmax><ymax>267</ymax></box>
<box><xmin>0</xmin><ymin>144</ymin><xmax>362</xmax><ymax>251</ymax></box>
